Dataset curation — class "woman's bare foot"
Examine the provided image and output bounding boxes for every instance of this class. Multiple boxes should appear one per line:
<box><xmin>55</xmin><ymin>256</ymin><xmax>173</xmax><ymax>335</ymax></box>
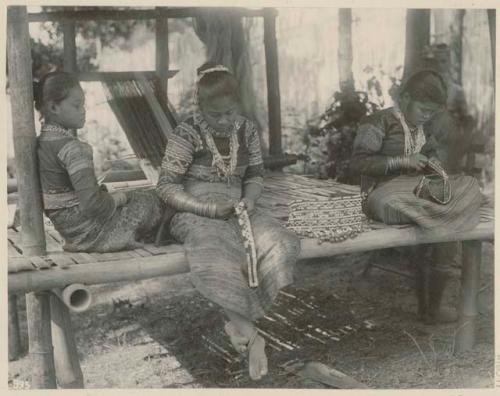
<box><xmin>224</xmin><ymin>322</ymin><xmax>248</xmax><ymax>354</ymax></box>
<box><xmin>248</xmin><ymin>332</ymin><xmax>268</xmax><ymax>381</ymax></box>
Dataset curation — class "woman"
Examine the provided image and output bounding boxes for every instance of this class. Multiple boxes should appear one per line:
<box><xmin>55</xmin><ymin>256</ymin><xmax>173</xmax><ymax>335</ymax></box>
<box><xmin>350</xmin><ymin>69</ymin><xmax>483</xmax><ymax>324</ymax></box>
<box><xmin>156</xmin><ymin>62</ymin><xmax>300</xmax><ymax>380</ymax></box>
<box><xmin>36</xmin><ymin>71</ymin><xmax>164</xmax><ymax>252</ymax></box>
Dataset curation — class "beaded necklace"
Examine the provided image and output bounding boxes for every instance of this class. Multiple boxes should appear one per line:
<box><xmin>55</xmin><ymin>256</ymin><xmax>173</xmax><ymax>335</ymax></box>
<box><xmin>194</xmin><ymin>112</ymin><xmax>242</xmax><ymax>183</ymax></box>
<box><xmin>392</xmin><ymin>107</ymin><xmax>426</xmax><ymax>155</ymax></box>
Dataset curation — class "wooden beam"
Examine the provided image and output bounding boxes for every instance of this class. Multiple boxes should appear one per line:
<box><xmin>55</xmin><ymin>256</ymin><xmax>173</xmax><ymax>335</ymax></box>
<box><xmin>8</xmin><ymin>222</ymin><xmax>493</xmax><ymax>294</ymax></box>
<box><xmin>76</xmin><ymin>70</ymin><xmax>178</xmax><ymax>82</ymax></box>
<box><xmin>62</xmin><ymin>21</ymin><xmax>77</xmax><ymax>72</ymax></box>
<box><xmin>7</xmin><ymin>6</ymin><xmax>46</xmax><ymax>257</ymax></box>
<box><xmin>26</xmin><ymin>292</ymin><xmax>57</xmax><ymax>388</ymax></box>
<box><xmin>8</xmin><ymin>295</ymin><xmax>22</xmax><ymax>361</ymax></box>
<box><xmin>27</xmin><ymin>7</ymin><xmax>268</xmax><ymax>23</ymax></box>
<box><xmin>155</xmin><ymin>8</ymin><xmax>169</xmax><ymax>102</ymax></box>
<box><xmin>263</xmin><ymin>8</ymin><xmax>282</xmax><ymax>156</ymax></box>
<box><xmin>454</xmin><ymin>240</ymin><xmax>482</xmax><ymax>353</ymax></box>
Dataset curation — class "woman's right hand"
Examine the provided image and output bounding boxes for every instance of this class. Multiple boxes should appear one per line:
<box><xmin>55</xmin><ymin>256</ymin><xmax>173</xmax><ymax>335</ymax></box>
<box><xmin>408</xmin><ymin>153</ymin><xmax>428</xmax><ymax>171</ymax></box>
<box><xmin>111</xmin><ymin>192</ymin><xmax>128</xmax><ymax>208</ymax></box>
<box><xmin>214</xmin><ymin>201</ymin><xmax>235</xmax><ymax>219</ymax></box>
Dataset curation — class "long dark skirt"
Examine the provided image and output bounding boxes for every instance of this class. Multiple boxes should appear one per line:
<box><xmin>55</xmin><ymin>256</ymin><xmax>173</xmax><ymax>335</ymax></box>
<box><xmin>47</xmin><ymin>190</ymin><xmax>163</xmax><ymax>252</ymax></box>
<box><xmin>170</xmin><ymin>210</ymin><xmax>301</xmax><ymax>321</ymax></box>
<box><xmin>366</xmin><ymin>174</ymin><xmax>483</xmax><ymax>233</ymax></box>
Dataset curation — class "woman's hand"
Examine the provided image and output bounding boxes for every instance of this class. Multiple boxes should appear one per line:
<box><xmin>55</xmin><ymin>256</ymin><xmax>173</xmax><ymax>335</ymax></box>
<box><xmin>215</xmin><ymin>201</ymin><xmax>235</xmax><ymax>219</ymax></box>
<box><xmin>241</xmin><ymin>197</ymin><xmax>256</xmax><ymax>213</ymax></box>
<box><xmin>408</xmin><ymin>153</ymin><xmax>429</xmax><ymax>171</ymax></box>
<box><xmin>111</xmin><ymin>192</ymin><xmax>128</xmax><ymax>208</ymax></box>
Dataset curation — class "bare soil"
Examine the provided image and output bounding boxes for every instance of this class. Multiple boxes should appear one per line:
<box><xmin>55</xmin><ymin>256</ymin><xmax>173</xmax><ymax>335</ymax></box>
<box><xmin>8</xmin><ymin>244</ymin><xmax>494</xmax><ymax>389</ymax></box>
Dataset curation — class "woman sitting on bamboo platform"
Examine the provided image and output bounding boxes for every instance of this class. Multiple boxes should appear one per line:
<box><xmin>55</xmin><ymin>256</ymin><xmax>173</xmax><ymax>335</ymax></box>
<box><xmin>35</xmin><ymin>71</ymin><xmax>164</xmax><ymax>252</ymax></box>
<box><xmin>156</xmin><ymin>62</ymin><xmax>300</xmax><ymax>380</ymax></box>
<box><xmin>350</xmin><ymin>69</ymin><xmax>483</xmax><ymax>325</ymax></box>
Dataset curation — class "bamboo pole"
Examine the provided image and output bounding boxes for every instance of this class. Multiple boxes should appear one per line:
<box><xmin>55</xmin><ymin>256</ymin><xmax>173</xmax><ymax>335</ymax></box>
<box><xmin>487</xmin><ymin>9</ymin><xmax>495</xmax><ymax>82</ymax></box>
<box><xmin>454</xmin><ymin>240</ymin><xmax>482</xmax><ymax>353</ymax></box>
<box><xmin>403</xmin><ymin>9</ymin><xmax>431</xmax><ymax>78</ymax></box>
<box><xmin>7</xmin><ymin>5</ymin><xmax>46</xmax><ymax>257</ymax></box>
<box><xmin>27</xmin><ymin>7</ymin><xmax>269</xmax><ymax>23</ymax></box>
<box><xmin>8</xmin><ymin>295</ymin><xmax>22</xmax><ymax>361</ymax></box>
<box><xmin>26</xmin><ymin>292</ymin><xmax>57</xmax><ymax>388</ymax></box>
<box><xmin>63</xmin><ymin>20</ymin><xmax>77</xmax><ymax>72</ymax></box>
<box><xmin>155</xmin><ymin>8</ymin><xmax>170</xmax><ymax>103</ymax></box>
<box><xmin>338</xmin><ymin>9</ymin><xmax>355</xmax><ymax>93</ymax></box>
<box><xmin>8</xmin><ymin>6</ymin><xmax>55</xmax><ymax>388</ymax></box>
<box><xmin>8</xmin><ymin>223</ymin><xmax>493</xmax><ymax>294</ymax></box>
<box><xmin>263</xmin><ymin>8</ymin><xmax>282</xmax><ymax>156</ymax></box>
<box><xmin>77</xmin><ymin>70</ymin><xmax>178</xmax><ymax>82</ymax></box>
<box><xmin>49</xmin><ymin>294</ymin><xmax>84</xmax><ymax>388</ymax></box>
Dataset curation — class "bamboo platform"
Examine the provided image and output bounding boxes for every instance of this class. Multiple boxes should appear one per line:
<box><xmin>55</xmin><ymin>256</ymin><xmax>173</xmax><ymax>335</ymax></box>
<box><xmin>7</xmin><ymin>172</ymin><xmax>495</xmax><ymax>388</ymax></box>
<box><xmin>8</xmin><ymin>173</ymin><xmax>494</xmax><ymax>294</ymax></box>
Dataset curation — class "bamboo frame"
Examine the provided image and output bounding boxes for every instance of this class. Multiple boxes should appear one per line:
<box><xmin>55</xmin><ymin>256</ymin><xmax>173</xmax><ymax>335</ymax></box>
<box><xmin>263</xmin><ymin>8</ymin><xmax>282</xmax><ymax>156</ymax></box>
<box><xmin>155</xmin><ymin>7</ymin><xmax>170</xmax><ymax>103</ymax></box>
<box><xmin>8</xmin><ymin>222</ymin><xmax>493</xmax><ymax>294</ymax></box>
<box><xmin>26</xmin><ymin>292</ymin><xmax>57</xmax><ymax>389</ymax></box>
<box><xmin>62</xmin><ymin>20</ymin><xmax>77</xmax><ymax>72</ymax></box>
<box><xmin>8</xmin><ymin>295</ymin><xmax>22</xmax><ymax>361</ymax></box>
<box><xmin>27</xmin><ymin>7</ymin><xmax>269</xmax><ymax>22</ymax></box>
<box><xmin>454</xmin><ymin>240</ymin><xmax>482</xmax><ymax>353</ymax></box>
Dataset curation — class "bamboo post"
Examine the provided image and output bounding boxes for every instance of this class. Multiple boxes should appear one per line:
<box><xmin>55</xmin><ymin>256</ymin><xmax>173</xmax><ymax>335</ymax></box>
<box><xmin>263</xmin><ymin>8</ymin><xmax>282</xmax><ymax>156</ymax></box>
<box><xmin>62</xmin><ymin>20</ymin><xmax>77</xmax><ymax>72</ymax></box>
<box><xmin>155</xmin><ymin>7</ymin><xmax>170</xmax><ymax>103</ymax></box>
<box><xmin>454</xmin><ymin>240</ymin><xmax>482</xmax><ymax>353</ymax></box>
<box><xmin>8</xmin><ymin>295</ymin><xmax>22</xmax><ymax>361</ymax></box>
<box><xmin>487</xmin><ymin>9</ymin><xmax>495</xmax><ymax>82</ymax></box>
<box><xmin>7</xmin><ymin>6</ymin><xmax>46</xmax><ymax>257</ymax></box>
<box><xmin>338</xmin><ymin>9</ymin><xmax>355</xmax><ymax>93</ymax></box>
<box><xmin>56</xmin><ymin>15</ymin><xmax>86</xmax><ymax>388</ymax></box>
<box><xmin>403</xmin><ymin>9</ymin><xmax>431</xmax><ymax>78</ymax></box>
<box><xmin>8</xmin><ymin>6</ymin><xmax>55</xmax><ymax>388</ymax></box>
<box><xmin>50</xmin><ymin>294</ymin><xmax>84</xmax><ymax>388</ymax></box>
<box><xmin>26</xmin><ymin>292</ymin><xmax>57</xmax><ymax>388</ymax></box>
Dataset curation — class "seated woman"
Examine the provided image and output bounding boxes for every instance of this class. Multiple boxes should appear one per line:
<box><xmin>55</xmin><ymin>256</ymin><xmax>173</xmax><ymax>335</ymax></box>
<box><xmin>350</xmin><ymin>69</ymin><xmax>483</xmax><ymax>324</ymax></box>
<box><xmin>156</xmin><ymin>62</ymin><xmax>300</xmax><ymax>380</ymax></box>
<box><xmin>36</xmin><ymin>71</ymin><xmax>164</xmax><ymax>252</ymax></box>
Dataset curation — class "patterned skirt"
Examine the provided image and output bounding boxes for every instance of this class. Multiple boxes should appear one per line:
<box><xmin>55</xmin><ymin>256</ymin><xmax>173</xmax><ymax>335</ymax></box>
<box><xmin>170</xmin><ymin>194</ymin><xmax>300</xmax><ymax>321</ymax></box>
<box><xmin>366</xmin><ymin>175</ymin><xmax>483</xmax><ymax>233</ymax></box>
<box><xmin>47</xmin><ymin>190</ymin><xmax>164</xmax><ymax>253</ymax></box>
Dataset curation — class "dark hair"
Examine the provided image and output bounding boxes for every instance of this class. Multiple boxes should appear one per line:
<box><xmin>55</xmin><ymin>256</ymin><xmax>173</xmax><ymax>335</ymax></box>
<box><xmin>399</xmin><ymin>69</ymin><xmax>447</xmax><ymax>106</ymax></box>
<box><xmin>33</xmin><ymin>71</ymin><xmax>81</xmax><ymax>115</ymax></box>
<box><xmin>196</xmin><ymin>61</ymin><xmax>239</xmax><ymax>105</ymax></box>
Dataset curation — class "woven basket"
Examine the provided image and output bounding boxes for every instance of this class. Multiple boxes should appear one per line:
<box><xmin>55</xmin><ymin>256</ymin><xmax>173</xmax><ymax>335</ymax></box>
<box><xmin>287</xmin><ymin>194</ymin><xmax>367</xmax><ymax>243</ymax></box>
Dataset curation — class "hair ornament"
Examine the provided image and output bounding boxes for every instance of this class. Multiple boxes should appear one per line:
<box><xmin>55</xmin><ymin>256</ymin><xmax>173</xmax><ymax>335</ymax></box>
<box><xmin>197</xmin><ymin>65</ymin><xmax>231</xmax><ymax>82</ymax></box>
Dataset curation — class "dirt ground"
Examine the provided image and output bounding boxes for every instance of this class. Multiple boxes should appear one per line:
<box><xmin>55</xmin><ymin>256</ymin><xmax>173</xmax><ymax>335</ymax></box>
<box><xmin>8</xmin><ymin>243</ymin><xmax>494</xmax><ymax>389</ymax></box>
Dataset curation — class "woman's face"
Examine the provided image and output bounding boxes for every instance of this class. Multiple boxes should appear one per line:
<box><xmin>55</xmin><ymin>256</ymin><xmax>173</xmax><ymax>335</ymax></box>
<box><xmin>200</xmin><ymin>95</ymin><xmax>241</xmax><ymax>134</ymax></box>
<box><xmin>49</xmin><ymin>86</ymin><xmax>86</xmax><ymax>130</ymax></box>
<box><xmin>400</xmin><ymin>93</ymin><xmax>442</xmax><ymax>127</ymax></box>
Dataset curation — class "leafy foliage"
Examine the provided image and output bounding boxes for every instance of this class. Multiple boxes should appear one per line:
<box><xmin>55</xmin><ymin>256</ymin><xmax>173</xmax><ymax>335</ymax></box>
<box><xmin>298</xmin><ymin>90</ymin><xmax>380</xmax><ymax>183</ymax></box>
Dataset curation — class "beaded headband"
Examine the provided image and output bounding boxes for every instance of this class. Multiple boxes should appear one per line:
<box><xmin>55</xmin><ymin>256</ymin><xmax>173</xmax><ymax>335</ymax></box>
<box><xmin>196</xmin><ymin>65</ymin><xmax>231</xmax><ymax>82</ymax></box>
<box><xmin>194</xmin><ymin>64</ymin><xmax>232</xmax><ymax>105</ymax></box>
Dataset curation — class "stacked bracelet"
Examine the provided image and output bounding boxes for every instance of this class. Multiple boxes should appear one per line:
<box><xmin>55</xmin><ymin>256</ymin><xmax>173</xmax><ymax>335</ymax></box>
<box><xmin>169</xmin><ymin>192</ymin><xmax>217</xmax><ymax>218</ymax></box>
<box><xmin>386</xmin><ymin>156</ymin><xmax>410</xmax><ymax>173</ymax></box>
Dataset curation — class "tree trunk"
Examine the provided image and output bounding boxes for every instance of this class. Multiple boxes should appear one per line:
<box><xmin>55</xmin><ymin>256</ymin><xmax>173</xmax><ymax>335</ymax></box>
<box><xmin>193</xmin><ymin>9</ymin><xmax>260</xmax><ymax>127</ymax></box>
<box><xmin>403</xmin><ymin>9</ymin><xmax>431</xmax><ymax>78</ymax></box>
<box><xmin>338</xmin><ymin>9</ymin><xmax>354</xmax><ymax>93</ymax></box>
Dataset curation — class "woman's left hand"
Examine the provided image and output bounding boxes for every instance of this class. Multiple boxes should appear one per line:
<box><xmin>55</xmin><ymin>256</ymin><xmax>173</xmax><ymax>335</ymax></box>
<box><xmin>241</xmin><ymin>197</ymin><xmax>256</xmax><ymax>213</ymax></box>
